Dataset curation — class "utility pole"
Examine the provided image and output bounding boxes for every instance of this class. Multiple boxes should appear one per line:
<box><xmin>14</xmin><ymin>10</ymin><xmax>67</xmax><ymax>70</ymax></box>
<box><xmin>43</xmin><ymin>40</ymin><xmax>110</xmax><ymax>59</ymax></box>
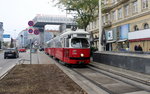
<box><xmin>99</xmin><ymin>0</ymin><xmax>103</xmax><ymax>51</ymax></box>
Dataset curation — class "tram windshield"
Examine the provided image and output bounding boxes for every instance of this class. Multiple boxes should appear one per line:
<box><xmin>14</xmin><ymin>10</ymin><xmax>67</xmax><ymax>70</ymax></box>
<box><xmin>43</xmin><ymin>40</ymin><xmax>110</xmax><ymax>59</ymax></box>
<box><xmin>71</xmin><ymin>38</ymin><xmax>89</xmax><ymax>48</ymax></box>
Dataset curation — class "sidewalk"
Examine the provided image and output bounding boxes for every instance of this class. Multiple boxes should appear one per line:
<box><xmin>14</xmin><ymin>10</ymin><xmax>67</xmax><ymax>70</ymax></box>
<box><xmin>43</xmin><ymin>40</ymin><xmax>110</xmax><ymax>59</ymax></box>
<box><xmin>99</xmin><ymin>51</ymin><xmax>150</xmax><ymax>59</ymax></box>
<box><xmin>20</xmin><ymin>51</ymin><xmax>54</xmax><ymax>64</ymax></box>
<box><xmin>37</xmin><ymin>51</ymin><xmax>54</xmax><ymax>64</ymax></box>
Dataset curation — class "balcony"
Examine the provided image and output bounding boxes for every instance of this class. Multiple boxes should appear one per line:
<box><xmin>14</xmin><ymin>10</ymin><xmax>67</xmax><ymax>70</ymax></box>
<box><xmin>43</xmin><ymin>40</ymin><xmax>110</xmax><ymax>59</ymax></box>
<box><xmin>103</xmin><ymin>21</ymin><xmax>112</xmax><ymax>28</ymax></box>
<box><xmin>102</xmin><ymin>0</ymin><xmax>129</xmax><ymax>13</ymax></box>
<box><xmin>102</xmin><ymin>3</ymin><xmax>113</xmax><ymax>13</ymax></box>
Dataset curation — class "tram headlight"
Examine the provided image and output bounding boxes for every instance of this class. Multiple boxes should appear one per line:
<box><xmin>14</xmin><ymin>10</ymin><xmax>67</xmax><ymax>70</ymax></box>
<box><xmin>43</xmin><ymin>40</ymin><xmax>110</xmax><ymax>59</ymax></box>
<box><xmin>80</xmin><ymin>53</ymin><xmax>84</xmax><ymax>57</ymax></box>
<box><xmin>86</xmin><ymin>35</ymin><xmax>90</xmax><ymax>38</ymax></box>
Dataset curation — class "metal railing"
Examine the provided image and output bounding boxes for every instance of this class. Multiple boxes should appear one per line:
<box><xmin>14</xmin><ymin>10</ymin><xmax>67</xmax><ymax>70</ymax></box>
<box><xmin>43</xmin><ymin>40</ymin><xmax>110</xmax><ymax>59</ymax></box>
<box><xmin>18</xmin><ymin>59</ymin><xmax>30</xmax><ymax>64</ymax></box>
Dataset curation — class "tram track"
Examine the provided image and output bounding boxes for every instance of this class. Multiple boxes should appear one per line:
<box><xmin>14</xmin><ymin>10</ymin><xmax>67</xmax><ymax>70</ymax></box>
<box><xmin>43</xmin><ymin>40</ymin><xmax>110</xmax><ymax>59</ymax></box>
<box><xmin>50</xmin><ymin>55</ymin><xmax>150</xmax><ymax>94</ymax></box>
<box><xmin>72</xmin><ymin>68</ymin><xmax>115</xmax><ymax>94</ymax></box>
<box><xmin>70</xmin><ymin>65</ymin><xmax>150</xmax><ymax>94</ymax></box>
<box><xmin>87</xmin><ymin>64</ymin><xmax>150</xmax><ymax>92</ymax></box>
<box><xmin>88</xmin><ymin>64</ymin><xmax>150</xmax><ymax>86</ymax></box>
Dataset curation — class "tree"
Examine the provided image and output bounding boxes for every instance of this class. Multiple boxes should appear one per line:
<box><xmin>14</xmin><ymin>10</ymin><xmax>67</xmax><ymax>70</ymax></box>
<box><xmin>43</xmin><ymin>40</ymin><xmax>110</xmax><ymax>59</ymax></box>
<box><xmin>53</xmin><ymin>0</ymin><xmax>99</xmax><ymax>30</ymax></box>
<box><xmin>10</xmin><ymin>38</ymin><xmax>14</xmax><ymax>48</ymax></box>
<box><xmin>3</xmin><ymin>42</ymin><xmax>8</xmax><ymax>48</ymax></box>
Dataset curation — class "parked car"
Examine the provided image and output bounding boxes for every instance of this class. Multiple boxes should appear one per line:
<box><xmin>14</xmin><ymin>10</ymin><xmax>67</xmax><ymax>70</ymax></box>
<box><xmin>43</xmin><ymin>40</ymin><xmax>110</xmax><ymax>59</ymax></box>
<box><xmin>18</xmin><ymin>48</ymin><xmax>26</xmax><ymax>52</ymax></box>
<box><xmin>4</xmin><ymin>48</ymin><xmax>19</xmax><ymax>59</ymax></box>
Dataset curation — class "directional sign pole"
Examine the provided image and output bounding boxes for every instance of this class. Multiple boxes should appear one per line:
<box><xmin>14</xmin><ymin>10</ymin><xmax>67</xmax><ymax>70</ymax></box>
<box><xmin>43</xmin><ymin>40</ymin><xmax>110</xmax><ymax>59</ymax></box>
<box><xmin>28</xmin><ymin>20</ymin><xmax>35</xmax><ymax>64</ymax></box>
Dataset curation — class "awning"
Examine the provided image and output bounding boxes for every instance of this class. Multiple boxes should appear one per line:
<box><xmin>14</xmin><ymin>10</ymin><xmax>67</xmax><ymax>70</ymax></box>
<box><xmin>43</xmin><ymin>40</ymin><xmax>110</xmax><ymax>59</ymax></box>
<box><xmin>117</xmin><ymin>39</ymin><xmax>127</xmax><ymax>42</ymax></box>
<box><xmin>106</xmin><ymin>40</ymin><xmax>116</xmax><ymax>43</ymax></box>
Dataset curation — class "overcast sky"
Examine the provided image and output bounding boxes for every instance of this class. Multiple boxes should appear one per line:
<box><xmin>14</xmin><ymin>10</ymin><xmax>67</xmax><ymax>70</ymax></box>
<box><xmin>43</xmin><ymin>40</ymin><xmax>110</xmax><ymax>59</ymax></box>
<box><xmin>0</xmin><ymin>0</ymin><xmax>66</xmax><ymax>38</ymax></box>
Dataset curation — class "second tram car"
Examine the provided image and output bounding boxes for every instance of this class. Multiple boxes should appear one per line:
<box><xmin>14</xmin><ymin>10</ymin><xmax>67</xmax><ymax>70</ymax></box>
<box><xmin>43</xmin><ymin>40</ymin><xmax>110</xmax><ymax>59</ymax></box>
<box><xmin>45</xmin><ymin>29</ymin><xmax>91</xmax><ymax>65</ymax></box>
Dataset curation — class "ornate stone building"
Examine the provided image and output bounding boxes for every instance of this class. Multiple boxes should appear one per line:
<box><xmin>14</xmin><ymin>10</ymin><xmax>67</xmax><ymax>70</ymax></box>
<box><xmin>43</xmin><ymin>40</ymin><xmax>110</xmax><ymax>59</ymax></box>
<box><xmin>87</xmin><ymin>0</ymin><xmax>150</xmax><ymax>52</ymax></box>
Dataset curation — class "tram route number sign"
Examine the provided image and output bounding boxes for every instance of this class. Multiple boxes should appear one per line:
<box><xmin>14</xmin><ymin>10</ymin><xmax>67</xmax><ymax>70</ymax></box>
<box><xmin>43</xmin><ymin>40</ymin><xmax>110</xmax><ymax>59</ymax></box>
<box><xmin>28</xmin><ymin>28</ymin><xmax>33</xmax><ymax>33</ymax></box>
<box><xmin>34</xmin><ymin>29</ymin><xmax>40</xmax><ymax>35</ymax></box>
<box><xmin>28</xmin><ymin>21</ymin><xmax>34</xmax><ymax>26</ymax></box>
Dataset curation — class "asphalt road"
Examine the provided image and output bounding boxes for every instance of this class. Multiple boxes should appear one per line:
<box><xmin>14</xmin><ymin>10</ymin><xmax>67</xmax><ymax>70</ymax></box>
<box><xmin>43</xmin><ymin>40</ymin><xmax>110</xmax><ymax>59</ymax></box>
<box><xmin>0</xmin><ymin>51</ymin><xmax>30</xmax><ymax>77</ymax></box>
<box><xmin>0</xmin><ymin>50</ymin><xmax>49</xmax><ymax>77</ymax></box>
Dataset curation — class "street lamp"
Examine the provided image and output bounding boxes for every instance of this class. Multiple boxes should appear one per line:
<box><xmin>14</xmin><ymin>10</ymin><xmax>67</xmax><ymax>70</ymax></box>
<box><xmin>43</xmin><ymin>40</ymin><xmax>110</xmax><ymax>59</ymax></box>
<box><xmin>99</xmin><ymin>0</ymin><xmax>103</xmax><ymax>51</ymax></box>
<box><xmin>20</xmin><ymin>35</ymin><xmax>23</xmax><ymax>48</ymax></box>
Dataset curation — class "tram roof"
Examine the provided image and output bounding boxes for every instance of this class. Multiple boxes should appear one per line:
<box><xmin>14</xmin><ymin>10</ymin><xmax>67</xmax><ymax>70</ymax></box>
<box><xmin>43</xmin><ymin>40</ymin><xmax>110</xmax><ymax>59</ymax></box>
<box><xmin>46</xmin><ymin>29</ymin><xmax>89</xmax><ymax>43</ymax></box>
<box><xmin>60</xmin><ymin>29</ymin><xmax>89</xmax><ymax>37</ymax></box>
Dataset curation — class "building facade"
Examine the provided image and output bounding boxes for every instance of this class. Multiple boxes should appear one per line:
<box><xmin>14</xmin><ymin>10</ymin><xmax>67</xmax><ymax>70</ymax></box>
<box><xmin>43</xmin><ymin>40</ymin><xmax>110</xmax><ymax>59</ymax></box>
<box><xmin>86</xmin><ymin>18</ymin><xmax>99</xmax><ymax>49</ymax></box>
<box><xmin>87</xmin><ymin>0</ymin><xmax>150</xmax><ymax>52</ymax></box>
<box><xmin>0</xmin><ymin>22</ymin><xmax>4</xmax><ymax>49</ymax></box>
<box><xmin>16</xmin><ymin>29</ymin><xmax>30</xmax><ymax>48</ymax></box>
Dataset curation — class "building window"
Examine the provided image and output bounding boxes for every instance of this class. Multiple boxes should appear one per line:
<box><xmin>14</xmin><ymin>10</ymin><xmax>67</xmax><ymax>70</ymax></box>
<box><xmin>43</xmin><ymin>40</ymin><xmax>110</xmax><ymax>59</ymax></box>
<box><xmin>134</xmin><ymin>25</ymin><xmax>139</xmax><ymax>31</ymax></box>
<box><xmin>143</xmin><ymin>23</ymin><xmax>149</xmax><ymax>29</ymax></box>
<box><xmin>102</xmin><ymin>16</ymin><xmax>106</xmax><ymax>24</ymax></box>
<box><xmin>142</xmin><ymin>0</ymin><xmax>148</xmax><ymax>9</ymax></box>
<box><xmin>112</xmin><ymin>11</ymin><xmax>116</xmax><ymax>21</ymax></box>
<box><xmin>118</xmin><ymin>8</ymin><xmax>122</xmax><ymax>19</ymax></box>
<box><xmin>124</xmin><ymin>5</ymin><xmax>129</xmax><ymax>16</ymax></box>
<box><xmin>105</xmin><ymin>13</ymin><xmax>110</xmax><ymax>22</ymax></box>
<box><xmin>133</xmin><ymin>1</ymin><xmax>138</xmax><ymax>13</ymax></box>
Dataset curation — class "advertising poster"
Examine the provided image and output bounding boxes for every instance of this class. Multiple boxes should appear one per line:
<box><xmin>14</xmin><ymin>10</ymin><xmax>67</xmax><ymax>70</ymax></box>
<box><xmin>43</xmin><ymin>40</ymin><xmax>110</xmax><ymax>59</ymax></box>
<box><xmin>120</xmin><ymin>24</ymin><xmax>129</xmax><ymax>40</ymax></box>
<box><xmin>107</xmin><ymin>30</ymin><xmax>113</xmax><ymax>40</ymax></box>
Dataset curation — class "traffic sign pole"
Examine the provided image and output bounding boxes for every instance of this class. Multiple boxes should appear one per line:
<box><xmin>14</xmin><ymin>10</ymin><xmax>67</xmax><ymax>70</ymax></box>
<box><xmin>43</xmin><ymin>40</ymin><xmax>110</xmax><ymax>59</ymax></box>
<box><xmin>30</xmin><ymin>39</ymin><xmax>32</xmax><ymax>64</ymax></box>
<box><xmin>28</xmin><ymin>20</ymin><xmax>34</xmax><ymax>64</ymax></box>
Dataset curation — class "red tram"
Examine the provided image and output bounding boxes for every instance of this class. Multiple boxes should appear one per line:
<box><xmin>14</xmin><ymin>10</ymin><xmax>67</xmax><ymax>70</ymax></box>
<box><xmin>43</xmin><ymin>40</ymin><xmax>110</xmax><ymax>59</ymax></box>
<box><xmin>45</xmin><ymin>29</ymin><xmax>91</xmax><ymax>65</ymax></box>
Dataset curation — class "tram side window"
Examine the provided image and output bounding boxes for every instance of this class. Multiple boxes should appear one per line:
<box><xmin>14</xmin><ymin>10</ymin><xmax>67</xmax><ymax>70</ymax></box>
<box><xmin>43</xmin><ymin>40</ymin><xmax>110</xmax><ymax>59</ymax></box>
<box><xmin>66</xmin><ymin>38</ymin><xmax>69</xmax><ymax>47</ymax></box>
<box><xmin>55</xmin><ymin>39</ymin><xmax>62</xmax><ymax>48</ymax></box>
<box><xmin>48</xmin><ymin>42</ymin><xmax>51</xmax><ymax>47</ymax></box>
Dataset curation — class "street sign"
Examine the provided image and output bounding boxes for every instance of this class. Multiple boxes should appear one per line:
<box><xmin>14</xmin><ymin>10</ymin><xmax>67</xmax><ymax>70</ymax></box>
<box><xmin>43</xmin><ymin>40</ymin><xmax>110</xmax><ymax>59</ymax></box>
<box><xmin>3</xmin><ymin>34</ymin><xmax>10</xmax><ymax>38</ymax></box>
<box><xmin>28</xmin><ymin>21</ymin><xmax>34</xmax><ymax>26</ymax></box>
<box><xmin>28</xmin><ymin>28</ymin><xmax>33</xmax><ymax>33</ymax></box>
<box><xmin>34</xmin><ymin>29</ymin><xmax>40</xmax><ymax>35</ymax></box>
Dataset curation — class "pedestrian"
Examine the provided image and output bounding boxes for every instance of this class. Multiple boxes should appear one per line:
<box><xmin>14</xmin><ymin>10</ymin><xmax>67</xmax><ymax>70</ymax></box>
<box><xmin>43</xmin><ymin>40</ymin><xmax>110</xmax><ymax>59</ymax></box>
<box><xmin>138</xmin><ymin>45</ymin><xmax>143</xmax><ymax>51</ymax></box>
<box><xmin>134</xmin><ymin>45</ymin><xmax>138</xmax><ymax>51</ymax></box>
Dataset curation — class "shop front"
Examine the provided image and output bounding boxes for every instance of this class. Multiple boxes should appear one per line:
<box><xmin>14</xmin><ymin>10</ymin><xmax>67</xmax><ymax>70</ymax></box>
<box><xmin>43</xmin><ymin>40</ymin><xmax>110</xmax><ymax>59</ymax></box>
<box><xmin>117</xmin><ymin>24</ymin><xmax>130</xmax><ymax>51</ymax></box>
<box><xmin>128</xmin><ymin>28</ymin><xmax>150</xmax><ymax>52</ymax></box>
<box><xmin>105</xmin><ymin>28</ymin><xmax>116</xmax><ymax>51</ymax></box>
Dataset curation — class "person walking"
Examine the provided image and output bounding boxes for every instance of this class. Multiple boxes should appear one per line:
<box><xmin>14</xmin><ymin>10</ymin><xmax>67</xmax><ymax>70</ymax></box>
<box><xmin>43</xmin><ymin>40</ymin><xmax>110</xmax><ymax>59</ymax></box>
<box><xmin>134</xmin><ymin>45</ymin><xmax>138</xmax><ymax>51</ymax></box>
<box><xmin>138</xmin><ymin>45</ymin><xmax>143</xmax><ymax>51</ymax></box>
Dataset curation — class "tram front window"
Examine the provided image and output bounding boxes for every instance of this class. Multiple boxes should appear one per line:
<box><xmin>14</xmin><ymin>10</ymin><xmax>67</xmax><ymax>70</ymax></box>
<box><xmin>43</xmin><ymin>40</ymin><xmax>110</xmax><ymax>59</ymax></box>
<box><xmin>71</xmin><ymin>38</ymin><xmax>89</xmax><ymax>48</ymax></box>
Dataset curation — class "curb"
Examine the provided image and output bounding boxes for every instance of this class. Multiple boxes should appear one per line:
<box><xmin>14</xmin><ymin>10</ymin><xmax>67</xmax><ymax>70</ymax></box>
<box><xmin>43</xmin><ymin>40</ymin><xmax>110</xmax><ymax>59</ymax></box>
<box><xmin>0</xmin><ymin>65</ymin><xmax>16</xmax><ymax>80</ymax></box>
<box><xmin>52</xmin><ymin>60</ymin><xmax>109</xmax><ymax>94</ymax></box>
